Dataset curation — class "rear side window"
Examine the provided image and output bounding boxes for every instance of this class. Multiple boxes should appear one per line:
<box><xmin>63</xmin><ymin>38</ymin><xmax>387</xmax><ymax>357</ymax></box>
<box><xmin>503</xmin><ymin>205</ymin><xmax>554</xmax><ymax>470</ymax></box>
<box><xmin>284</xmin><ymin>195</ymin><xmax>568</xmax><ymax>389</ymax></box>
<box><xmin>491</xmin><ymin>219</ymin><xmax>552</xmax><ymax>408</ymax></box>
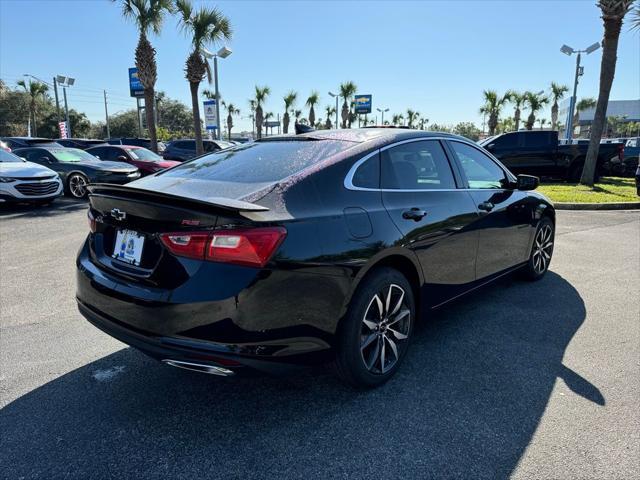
<box><xmin>352</xmin><ymin>153</ymin><xmax>380</xmax><ymax>189</ymax></box>
<box><xmin>381</xmin><ymin>140</ymin><xmax>456</xmax><ymax>190</ymax></box>
<box><xmin>161</xmin><ymin>139</ymin><xmax>352</xmax><ymax>195</ymax></box>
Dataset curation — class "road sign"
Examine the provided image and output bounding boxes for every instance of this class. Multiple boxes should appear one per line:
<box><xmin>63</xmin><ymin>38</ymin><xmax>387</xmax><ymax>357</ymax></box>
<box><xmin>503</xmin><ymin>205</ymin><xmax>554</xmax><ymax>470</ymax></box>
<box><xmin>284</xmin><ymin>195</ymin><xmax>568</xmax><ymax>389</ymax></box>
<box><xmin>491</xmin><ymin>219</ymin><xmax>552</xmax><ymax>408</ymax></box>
<box><xmin>58</xmin><ymin>121</ymin><xmax>69</xmax><ymax>139</ymax></box>
<box><xmin>203</xmin><ymin>100</ymin><xmax>218</xmax><ymax>130</ymax></box>
<box><xmin>354</xmin><ymin>94</ymin><xmax>372</xmax><ymax>114</ymax></box>
<box><xmin>265</xmin><ymin>120</ymin><xmax>281</xmax><ymax>127</ymax></box>
<box><xmin>128</xmin><ymin>68</ymin><xmax>144</xmax><ymax>98</ymax></box>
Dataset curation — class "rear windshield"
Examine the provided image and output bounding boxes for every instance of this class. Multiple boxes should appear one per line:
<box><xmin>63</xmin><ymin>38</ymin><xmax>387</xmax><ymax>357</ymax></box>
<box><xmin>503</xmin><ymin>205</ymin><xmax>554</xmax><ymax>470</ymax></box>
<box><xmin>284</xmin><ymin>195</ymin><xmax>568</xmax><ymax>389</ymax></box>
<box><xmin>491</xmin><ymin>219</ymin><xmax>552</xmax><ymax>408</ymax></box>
<box><xmin>160</xmin><ymin>139</ymin><xmax>351</xmax><ymax>190</ymax></box>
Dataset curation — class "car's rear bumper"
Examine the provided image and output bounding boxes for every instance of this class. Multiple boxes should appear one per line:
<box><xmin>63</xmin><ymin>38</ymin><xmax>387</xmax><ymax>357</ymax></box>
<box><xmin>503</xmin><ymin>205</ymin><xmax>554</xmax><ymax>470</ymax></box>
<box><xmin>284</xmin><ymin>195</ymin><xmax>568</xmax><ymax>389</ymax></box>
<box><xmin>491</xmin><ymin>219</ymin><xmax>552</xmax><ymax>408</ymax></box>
<box><xmin>76</xmin><ymin>237</ymin><xmax>344</xmax><ymax>375</ymax></box>
<box><xmin>76</xmin><ymin>298</ymin><xmax>326</xmax><ymax>375</ymax></box>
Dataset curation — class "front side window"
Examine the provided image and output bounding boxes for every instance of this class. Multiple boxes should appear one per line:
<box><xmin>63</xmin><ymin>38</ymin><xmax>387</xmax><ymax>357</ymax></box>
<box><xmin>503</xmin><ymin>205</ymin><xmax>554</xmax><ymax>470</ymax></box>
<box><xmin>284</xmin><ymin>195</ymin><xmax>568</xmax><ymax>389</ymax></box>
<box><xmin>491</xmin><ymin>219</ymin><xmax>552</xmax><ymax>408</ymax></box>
<box><xmin>450</xmin><ymin>141</ymin><xmax>507</xmax><ymax>189</ymax></box>
<box><xmin>381</xmin><ymin>140</ymin><xmax>456</xmax><ymax>190</ymax></box>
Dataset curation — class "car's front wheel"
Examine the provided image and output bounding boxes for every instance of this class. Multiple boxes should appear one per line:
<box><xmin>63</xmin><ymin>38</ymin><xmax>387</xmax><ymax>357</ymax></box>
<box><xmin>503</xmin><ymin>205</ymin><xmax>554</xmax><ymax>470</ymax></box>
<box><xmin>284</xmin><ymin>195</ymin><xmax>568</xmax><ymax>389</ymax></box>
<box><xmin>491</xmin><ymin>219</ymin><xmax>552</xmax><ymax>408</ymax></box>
<box><xmin>67</xmin><ymin>173</ymin><xmax>89</xmax><ymax>199</ymax></box>
<box><xmin>520</xmin><ymin>216</ymin><xmax>555</xmax><ymax>281</ymax></box>
<box><xmin>336</xmin><ymin>267</ymin><xmax>415</xmax><ymax>388</ymax></box>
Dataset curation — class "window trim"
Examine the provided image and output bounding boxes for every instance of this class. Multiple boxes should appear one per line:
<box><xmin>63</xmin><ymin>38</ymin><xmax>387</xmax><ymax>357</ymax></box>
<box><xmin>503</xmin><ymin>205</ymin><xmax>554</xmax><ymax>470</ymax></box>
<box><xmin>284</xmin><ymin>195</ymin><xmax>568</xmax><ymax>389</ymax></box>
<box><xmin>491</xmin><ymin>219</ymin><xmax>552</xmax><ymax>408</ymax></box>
<box><xmin>344</xmin><ymin>136</ymin><xmax>504</xmax><ymax>192</ymax></box>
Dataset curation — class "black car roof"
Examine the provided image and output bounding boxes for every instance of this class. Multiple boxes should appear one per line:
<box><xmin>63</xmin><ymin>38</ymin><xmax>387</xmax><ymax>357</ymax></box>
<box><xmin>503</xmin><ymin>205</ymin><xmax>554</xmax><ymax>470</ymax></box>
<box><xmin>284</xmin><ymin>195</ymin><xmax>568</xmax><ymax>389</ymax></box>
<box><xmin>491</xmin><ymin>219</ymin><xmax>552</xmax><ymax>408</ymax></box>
<box><xmin>261</xmin><ymin>128</ymin><xmax>463</xmax><ymax>145</ymax></box>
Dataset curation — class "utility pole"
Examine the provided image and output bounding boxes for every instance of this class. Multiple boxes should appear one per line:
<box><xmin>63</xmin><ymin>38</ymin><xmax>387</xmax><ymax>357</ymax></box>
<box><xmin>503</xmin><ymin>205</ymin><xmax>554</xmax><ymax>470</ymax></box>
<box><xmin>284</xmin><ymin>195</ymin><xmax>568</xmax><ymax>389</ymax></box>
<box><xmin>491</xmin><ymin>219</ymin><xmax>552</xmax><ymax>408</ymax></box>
<box><xmin>104</xmin><ymin>90</ymin><xmax>111</xmax><ymax>139</ymax></box>
<box><xmin>52</xmin><ymin>76</ymin><xmax>61</xmax><ymax>122</ymax></box>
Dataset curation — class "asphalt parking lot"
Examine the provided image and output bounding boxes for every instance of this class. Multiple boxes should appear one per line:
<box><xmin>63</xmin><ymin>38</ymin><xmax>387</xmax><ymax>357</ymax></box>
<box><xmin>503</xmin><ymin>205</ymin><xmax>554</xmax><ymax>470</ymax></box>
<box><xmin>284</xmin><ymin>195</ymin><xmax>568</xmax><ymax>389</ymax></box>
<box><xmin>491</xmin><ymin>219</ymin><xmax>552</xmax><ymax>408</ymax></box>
<box><xmin>0</xmin><ymin>199</ymin><xmax>638</xmax><ymax>479</ymax></box>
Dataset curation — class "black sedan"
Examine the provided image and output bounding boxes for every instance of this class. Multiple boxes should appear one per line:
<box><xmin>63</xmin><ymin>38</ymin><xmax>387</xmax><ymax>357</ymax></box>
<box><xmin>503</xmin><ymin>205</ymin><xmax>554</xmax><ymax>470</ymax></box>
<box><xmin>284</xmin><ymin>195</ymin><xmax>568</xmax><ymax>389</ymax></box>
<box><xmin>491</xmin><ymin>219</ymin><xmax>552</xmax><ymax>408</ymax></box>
<box><xmin>13</xmin><ymin>146</ymin><xmax>140</xmax><ymax>198</ymax></box>
<box><xmin>76</xmin><ymin>129</ymin><xmax>555</xmax><ymax>387</ymax></box>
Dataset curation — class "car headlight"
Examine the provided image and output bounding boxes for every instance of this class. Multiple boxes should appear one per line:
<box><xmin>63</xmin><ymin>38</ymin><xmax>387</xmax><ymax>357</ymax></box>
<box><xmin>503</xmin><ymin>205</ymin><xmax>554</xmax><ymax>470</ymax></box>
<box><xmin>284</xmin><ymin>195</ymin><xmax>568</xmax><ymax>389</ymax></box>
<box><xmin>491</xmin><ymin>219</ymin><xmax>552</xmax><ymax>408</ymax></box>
<box><xmin>0</xmin><ymin>177</ymin><xmax>16</xmax><ymax>183</ymax></box>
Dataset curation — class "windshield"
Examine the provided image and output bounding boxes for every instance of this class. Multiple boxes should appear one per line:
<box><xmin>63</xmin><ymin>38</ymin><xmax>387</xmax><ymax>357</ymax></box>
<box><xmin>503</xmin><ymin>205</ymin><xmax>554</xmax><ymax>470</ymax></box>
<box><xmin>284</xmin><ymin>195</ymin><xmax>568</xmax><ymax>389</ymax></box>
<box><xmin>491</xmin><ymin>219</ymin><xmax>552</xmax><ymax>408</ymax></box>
<box><xmin>51</xmin><ymin>148</ymin><xmax>98</xmax><ymax>163</ymax></box>
<box><xmin>127</xmin><ymin>148</ymin><xmax>162</xmax><ymax>162</ymax></box>
<box><xmin>0</xmin><ymin>149</ymin><xmax>23</xmax><ymax>162</ymax></box>
<box><xmin>159</xmin><ymin>139</ymin><xmax>352</xmax><ymax>196</ymax></box>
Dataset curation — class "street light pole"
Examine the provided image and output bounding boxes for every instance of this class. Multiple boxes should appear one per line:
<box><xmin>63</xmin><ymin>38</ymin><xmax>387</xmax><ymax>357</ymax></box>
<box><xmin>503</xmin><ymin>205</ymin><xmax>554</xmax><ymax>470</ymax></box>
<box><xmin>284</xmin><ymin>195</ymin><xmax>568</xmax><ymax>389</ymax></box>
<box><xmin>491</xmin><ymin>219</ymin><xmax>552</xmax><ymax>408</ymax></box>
<box><xmin>213</xmin><ymin>55</ymin><xmax>221</xmax><ymax>140</ymax></box>
<box><xmin>52</xmin><ymin>77</ymin><xmax>61</xmax><ymax>122</ymax></box>
<box><xmin>561</xmin><ymin>42</ymin><xmax>600</xmax><ymax>140</ymax></box>
<box><xmin>377</xmin><ymin>107</ymin><xmax>389</xmax><ymax>126</ymax></box>
<box><xmin>62</xmin><ymin>86</ymin><xmax>71</xmax><ymax>138</ymax></box>
<box><xmin>329</xmin><ymin>92</ymin><xmax>339</xmax><ymax>129</ymax></box>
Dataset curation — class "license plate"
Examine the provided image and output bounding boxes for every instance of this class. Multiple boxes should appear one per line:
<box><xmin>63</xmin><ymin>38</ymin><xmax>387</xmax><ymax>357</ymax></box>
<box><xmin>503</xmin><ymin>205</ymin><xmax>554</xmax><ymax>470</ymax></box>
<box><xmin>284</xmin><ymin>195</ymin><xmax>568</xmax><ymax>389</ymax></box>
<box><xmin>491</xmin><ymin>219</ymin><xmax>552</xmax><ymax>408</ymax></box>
<box><xmin>112</xmin><ymin>229</ymin><xmax>145</xmax><ymax>266</ymax></box>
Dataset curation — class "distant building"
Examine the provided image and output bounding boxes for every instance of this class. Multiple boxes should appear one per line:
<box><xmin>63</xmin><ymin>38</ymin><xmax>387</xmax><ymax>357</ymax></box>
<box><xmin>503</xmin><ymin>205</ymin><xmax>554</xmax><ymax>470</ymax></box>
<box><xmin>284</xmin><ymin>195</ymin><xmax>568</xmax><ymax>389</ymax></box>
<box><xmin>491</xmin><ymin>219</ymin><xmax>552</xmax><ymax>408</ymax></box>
<box><xmin>558</xmin><ymin>98</ymin><xmax>640</xmax><ymax>138</ymax></box>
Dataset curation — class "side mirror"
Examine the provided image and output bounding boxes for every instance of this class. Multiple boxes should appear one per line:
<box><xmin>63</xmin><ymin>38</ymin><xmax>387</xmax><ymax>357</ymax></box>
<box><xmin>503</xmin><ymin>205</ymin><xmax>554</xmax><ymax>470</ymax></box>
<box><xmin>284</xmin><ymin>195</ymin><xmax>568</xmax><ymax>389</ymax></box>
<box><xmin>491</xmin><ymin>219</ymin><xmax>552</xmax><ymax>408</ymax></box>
<box><xmin>116</xmin><ymin>155</ymin><xmax>128</xmax><ymax>162</ymax></box>
<box><xmin>20</xmin><ymin>157</ymin><xmax>27</xmax><ymax>162</ymax></box>
<box><xmin>516</xmin><ymin>174</ymin><xmax>539</xmax><ymax>191</ymax></box>
<box><xmin>485</xmin><ymin>143</ymin><xmax>495</xmax><ymax>151</ymax></box>
<box><xmin>41</xmin><ymin>156</ymin><xmax>52</xmax><ymax>163</ymax></box>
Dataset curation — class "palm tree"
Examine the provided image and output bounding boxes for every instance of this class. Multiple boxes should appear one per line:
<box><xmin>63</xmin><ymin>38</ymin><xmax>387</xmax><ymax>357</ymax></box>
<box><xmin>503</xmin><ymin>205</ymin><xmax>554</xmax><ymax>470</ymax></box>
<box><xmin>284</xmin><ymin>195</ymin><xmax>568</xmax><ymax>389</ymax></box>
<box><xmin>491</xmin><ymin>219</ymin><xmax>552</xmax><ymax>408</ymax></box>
<box><xmin>306</xmin><ymin>91</ymin><xmax>320</xmax><ymax>127</ymax></box>
<box><xmin>406</xmin><ymin>109</ymin><xmax>420</xmax><ymax>129</ymax></box>
<box><xmin>282</xmin><ymin>91</ymin><xmax>297</xmax><ymax>134</ymax></box>
<box><xmin>581</xmin><ymin>0</ymin><xmax>634</xmax><ymax>185</ymax></box>
<box><xmin>573</xmin><ymin>97</ymin><xmax>597</xmax><ymax>134</ymax></box>
<box><xmin>263</xmin><ymin>111</ymin><xmax>273</xmax><ymax>137</ymax></box>
<box><xmin>391</xmin><ymin>114</ymin><xmax>404</xmax><ymax>126</ymax></box>
<box><xmin>325</xmin><ymin>105</ymin><xmax>335</xmax><ymax>129</ymax></box>
<box><xmin>253</xmin><ymin>86</ymin><xmax>270</xmax><ymax>139</ymax></box>
<box><xmin>479</xmin><ymin>90</ymin><xmax>509</xmax><ymax>136</ymax></box>
<box><xmin>524</xmin><ymin>91</ymin><xmax>549</xmax><ymax>130</ymax></box>
<box><xmin>16</xmin><ymin>79</ymin><xmax>48</xmax><ymax>136</ymax></box>
<box><xmin>248</xmin><ymin>99</ymin><xmax>256</xmax><ymax>137</ymax></box>
<box><xmin>339</xmin><ymin>81</ymin><xmax>357</xmax><ymax>128</ymax></box>
<box><xmin>537</xmin><ymin>118</ymin><xmax>548</xmax><ymax>130</ymax></box>
<box><xmin>175</xmin><ymin>0</ymin><xmax>232</xmax><ymax>155</ymax></box>
<box><xmin>293</xmin><ymin>109</ymin><xmax>302</xmax><ymax>127</ymax></box>
<box><xmin>506</xmin><ymin>90</ymin><xmax>526</xmax><ymax>131</ymax></box>
<box><xmin>120</xmin><ymin>0</ymin><xmax>172</xmax><ymax>153</ymax></box>
<box><xmin>549</xmin><ymin>82</ymin><xmax>569</xmax><ymax>130</ymax></box>
<box><xmin>221</xmin><ymin>101</ymin><xmax>239</xmax><ymax>140</ymax></box>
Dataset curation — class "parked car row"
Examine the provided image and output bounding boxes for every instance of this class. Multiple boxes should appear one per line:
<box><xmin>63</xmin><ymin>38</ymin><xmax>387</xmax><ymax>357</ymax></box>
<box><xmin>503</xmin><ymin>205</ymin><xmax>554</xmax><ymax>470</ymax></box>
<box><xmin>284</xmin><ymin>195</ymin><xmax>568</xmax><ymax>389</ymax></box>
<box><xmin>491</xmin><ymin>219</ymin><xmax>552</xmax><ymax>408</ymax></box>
<box><xmin>0</xmin><ymin>136</ymin><xmax>187</xmax><ymax>205</ymax></box>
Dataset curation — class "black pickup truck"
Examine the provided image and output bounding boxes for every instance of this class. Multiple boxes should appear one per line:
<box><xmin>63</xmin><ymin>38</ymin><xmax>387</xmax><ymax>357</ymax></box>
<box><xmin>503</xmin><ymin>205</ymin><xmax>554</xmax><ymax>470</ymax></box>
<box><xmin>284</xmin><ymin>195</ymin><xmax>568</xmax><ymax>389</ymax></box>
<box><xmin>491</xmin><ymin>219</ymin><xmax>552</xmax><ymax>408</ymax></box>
<box><xmin>478</xmin><ymin>130</ymin><xmax>624</xmax><ymax>181</ymax></box>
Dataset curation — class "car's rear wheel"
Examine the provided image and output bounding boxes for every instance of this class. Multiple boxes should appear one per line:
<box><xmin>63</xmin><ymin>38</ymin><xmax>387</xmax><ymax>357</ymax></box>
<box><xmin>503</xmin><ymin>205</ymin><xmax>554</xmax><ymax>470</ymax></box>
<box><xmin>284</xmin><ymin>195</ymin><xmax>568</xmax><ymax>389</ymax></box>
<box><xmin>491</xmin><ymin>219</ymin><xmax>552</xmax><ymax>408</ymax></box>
<box><xmin>67</xmin><ymin>173</ymin><xmax>88</xmax><ymax>199</ymax></box>
<box><xmin>520</xmin><ymin>217</ymin><xmax>554</xmax><ymax>281</ymax></box>
<box><xmin>336</xmin><ymin>267</ymin><xmax>414</xmax><ymax>388</ymax></box>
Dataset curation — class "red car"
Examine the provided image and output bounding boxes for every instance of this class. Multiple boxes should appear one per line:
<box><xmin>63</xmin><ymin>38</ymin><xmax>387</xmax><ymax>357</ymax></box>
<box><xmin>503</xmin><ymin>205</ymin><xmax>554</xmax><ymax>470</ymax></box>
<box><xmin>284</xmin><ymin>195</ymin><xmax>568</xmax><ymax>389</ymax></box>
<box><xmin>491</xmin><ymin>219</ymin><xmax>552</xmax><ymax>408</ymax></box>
<box><xmin>86</xmin><ymin>145</ymin><xmax>179</xmax><ymax>176</ymax></box>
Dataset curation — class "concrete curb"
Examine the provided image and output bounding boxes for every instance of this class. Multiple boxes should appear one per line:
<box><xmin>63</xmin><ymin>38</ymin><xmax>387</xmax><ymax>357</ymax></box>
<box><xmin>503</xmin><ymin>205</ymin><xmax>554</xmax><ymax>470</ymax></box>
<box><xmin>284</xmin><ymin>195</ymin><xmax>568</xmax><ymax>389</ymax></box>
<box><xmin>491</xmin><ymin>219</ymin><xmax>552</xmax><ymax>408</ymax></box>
<box><xmin>554</xmin><ymin>202</ymin><xmax>640</xmax><ymax>210</ymax></box>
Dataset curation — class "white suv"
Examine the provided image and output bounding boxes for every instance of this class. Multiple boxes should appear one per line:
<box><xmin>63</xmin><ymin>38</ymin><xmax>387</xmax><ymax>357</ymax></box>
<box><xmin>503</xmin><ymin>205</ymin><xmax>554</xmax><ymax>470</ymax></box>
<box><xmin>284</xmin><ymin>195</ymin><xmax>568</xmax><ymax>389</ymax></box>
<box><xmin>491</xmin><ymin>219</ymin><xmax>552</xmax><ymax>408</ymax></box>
<box><xmin>0</xmin><ymin>149</ymin><xmax>63</xmax><ymax>205</ymax></box>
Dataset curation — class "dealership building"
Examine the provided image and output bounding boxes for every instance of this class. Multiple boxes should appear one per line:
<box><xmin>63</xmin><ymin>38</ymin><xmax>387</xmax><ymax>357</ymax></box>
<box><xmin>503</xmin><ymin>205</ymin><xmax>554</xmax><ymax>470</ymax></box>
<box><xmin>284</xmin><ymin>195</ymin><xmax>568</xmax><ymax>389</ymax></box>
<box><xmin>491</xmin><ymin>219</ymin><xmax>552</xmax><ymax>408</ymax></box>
<box><xmin>558</xmin><ymin>98</ymin><xmax>640</xmax><ymax>138</ymax></box>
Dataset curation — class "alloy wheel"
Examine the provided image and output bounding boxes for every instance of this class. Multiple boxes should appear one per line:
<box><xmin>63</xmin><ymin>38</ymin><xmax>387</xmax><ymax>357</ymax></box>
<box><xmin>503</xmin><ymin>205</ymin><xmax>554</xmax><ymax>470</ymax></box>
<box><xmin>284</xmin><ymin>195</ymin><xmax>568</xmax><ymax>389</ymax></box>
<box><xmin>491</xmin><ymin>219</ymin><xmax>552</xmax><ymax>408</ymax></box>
<box><xmin>532</xmin><ymin>224</ymin><xmax>554</xmax><ymax>274</ymax></box>
<box><xmin>69</xmin><ymin>174</ymin><xmax>88</xmax><ymax>198</ymax></box>
<box><xmin>360</xmin><ymin>284</ymin><xmax>411</xmax><ymax>374</ymax></box>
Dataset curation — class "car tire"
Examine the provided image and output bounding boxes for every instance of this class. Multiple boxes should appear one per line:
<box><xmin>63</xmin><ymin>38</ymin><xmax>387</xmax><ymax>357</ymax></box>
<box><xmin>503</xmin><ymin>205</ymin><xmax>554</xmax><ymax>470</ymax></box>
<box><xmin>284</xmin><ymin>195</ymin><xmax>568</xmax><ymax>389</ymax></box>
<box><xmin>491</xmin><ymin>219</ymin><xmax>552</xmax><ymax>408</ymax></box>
<box><xmin>67</xmin><ymin>173</ymin><xmax>89</xmax><ymax>199</ymax></box>
<box><xmin>520</xmin><ymin>216</ymin><xmax>555</xmax><ymax>281</ymax></box>
<box><xmin>335</xmin><ymin>267</ymin><xmax>415</xmax><ymax>389</ymax></box>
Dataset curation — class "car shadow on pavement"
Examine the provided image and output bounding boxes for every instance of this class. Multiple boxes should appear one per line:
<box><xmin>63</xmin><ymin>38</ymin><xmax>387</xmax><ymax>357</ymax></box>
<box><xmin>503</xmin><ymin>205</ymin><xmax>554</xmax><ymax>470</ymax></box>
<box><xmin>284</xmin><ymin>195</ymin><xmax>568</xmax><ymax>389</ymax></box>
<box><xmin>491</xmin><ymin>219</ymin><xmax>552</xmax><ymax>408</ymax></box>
<box><xmin>0</xmin><ymin>197</ymin><xmax>87</xmax><ymax>219</ymax></box>
<box><xmin>0</xmin><ymin>272</ymin><xmax>600</xmax><ymax>479</ymax></box>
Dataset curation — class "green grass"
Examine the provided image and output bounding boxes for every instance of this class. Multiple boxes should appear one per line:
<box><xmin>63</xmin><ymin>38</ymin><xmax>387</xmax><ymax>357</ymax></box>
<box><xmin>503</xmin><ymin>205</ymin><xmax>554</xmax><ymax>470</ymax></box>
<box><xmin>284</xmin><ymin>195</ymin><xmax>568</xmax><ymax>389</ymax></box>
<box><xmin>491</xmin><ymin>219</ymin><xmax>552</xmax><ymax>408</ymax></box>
<box><xmin>537</xmin><ymin>177</ymin><xmax>638</xmax><ymax>203</ymax></box>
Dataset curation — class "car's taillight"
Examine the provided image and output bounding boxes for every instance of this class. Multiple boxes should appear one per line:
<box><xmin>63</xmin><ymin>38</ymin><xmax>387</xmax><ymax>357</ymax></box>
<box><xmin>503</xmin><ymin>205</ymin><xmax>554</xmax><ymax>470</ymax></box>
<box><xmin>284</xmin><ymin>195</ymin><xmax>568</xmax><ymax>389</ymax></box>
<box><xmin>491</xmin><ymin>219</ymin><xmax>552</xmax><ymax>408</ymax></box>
<box><xmin>159</xmin><ymin>227</ymin><xmax>286</xmax><ymax>268</ymax></box>
<box><xmin>87</xmin><ymin>209</ymin><xmax>96</xmax><ymax>233</ymax></box>
<box><xmin>159</xmin><ymin>233</ymin><xmax>209</xmax><ymax>260</ymax></box>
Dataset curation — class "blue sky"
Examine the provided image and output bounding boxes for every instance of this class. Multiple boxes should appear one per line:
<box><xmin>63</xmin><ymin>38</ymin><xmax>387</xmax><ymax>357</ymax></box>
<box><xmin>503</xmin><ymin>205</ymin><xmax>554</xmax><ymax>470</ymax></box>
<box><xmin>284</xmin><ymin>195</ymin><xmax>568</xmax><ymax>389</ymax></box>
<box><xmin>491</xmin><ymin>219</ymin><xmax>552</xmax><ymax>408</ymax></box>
<box><xmin>1</xmin><ymin>0</ymin><xmax>638</xmax><ymax>133</ymax></box>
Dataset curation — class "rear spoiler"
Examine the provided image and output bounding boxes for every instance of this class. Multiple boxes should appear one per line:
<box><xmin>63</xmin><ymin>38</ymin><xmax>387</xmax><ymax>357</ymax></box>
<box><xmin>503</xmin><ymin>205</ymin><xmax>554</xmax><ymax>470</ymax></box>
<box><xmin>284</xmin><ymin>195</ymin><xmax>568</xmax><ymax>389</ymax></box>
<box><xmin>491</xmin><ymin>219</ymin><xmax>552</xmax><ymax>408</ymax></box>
<box><xmin>87</xmin><ymin>184</ymin><xmax>269</xmax><ymax>212</ymax></box>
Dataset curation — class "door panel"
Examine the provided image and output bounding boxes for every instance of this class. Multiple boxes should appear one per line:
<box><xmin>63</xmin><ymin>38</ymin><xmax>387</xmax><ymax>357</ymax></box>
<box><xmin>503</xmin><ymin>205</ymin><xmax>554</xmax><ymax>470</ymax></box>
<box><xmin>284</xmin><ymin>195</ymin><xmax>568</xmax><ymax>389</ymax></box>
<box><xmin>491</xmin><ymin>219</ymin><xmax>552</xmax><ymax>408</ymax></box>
<box><xmin>379</xmin><ymin>140</ymin><xmax>479</xmax><ymax>305</ymax></box>
<box><xmin>447</xmin><ymin>140</ymin><xmax>534</xmax><ymax>279</ymax></box>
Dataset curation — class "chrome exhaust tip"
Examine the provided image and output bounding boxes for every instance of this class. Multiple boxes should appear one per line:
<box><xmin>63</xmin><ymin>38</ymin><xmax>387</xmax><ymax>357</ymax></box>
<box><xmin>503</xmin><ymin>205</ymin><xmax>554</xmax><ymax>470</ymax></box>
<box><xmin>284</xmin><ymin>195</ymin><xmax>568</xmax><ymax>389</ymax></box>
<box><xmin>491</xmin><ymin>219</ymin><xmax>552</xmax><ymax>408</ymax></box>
<box><xmin>162</xmin><ymin>359</ymin><xmax>235</xmax><ymax>376</ymax></box>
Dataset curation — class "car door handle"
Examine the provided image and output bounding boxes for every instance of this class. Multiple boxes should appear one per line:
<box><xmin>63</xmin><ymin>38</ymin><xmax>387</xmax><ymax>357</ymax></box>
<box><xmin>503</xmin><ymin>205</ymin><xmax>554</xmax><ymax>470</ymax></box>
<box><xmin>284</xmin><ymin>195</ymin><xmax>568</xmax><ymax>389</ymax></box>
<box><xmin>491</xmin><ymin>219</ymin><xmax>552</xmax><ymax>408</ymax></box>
<box><xmin>478</xmin><ymin>201</ymin><xmax>494</xmax><ymax>212</ymax></box>
<box><xmin>402</xmin><ymin>208</ymin><xmax>427</xmax><ymax>221</ymax></box>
